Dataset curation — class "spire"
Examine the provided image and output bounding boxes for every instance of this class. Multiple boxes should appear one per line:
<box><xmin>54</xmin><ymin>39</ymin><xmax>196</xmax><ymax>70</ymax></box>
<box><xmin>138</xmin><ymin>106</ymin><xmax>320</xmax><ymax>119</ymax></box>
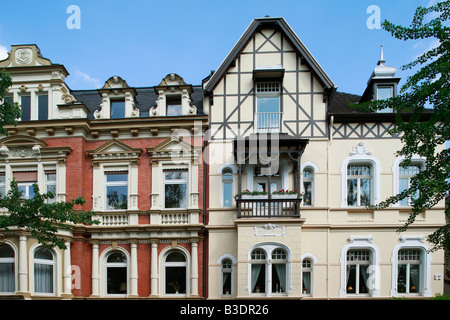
<box><xmin>367</xmin><ymin>44</ymin><xmax>396</xmax><ymax>84</ymax></box>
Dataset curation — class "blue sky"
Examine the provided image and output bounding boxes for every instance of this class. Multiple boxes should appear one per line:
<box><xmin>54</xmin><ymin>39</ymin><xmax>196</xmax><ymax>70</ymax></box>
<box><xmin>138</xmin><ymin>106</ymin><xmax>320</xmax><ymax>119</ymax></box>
<box><xmin>0</xmin><ymin>0</ymin><xmax>441</xmax><ymax>96</ymax></box>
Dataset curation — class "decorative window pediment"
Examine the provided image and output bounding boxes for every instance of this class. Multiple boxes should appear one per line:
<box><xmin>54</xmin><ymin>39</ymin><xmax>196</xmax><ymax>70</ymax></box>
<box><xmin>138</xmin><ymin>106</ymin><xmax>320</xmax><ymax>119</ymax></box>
<box><xmin>150</xmin><ymin>73</ymin><xmax>197</xmax><ymax>117</ymax></box>
<box><xmin>147</xmin><ymin>136</ymin><xmax>200</xmax><ymax>164</ymax></box>
<box><xmin>0</xmin><ymin>135</ymin><xmax>71</xmax><ymax>161</ymax></box>
<box><xmin>94</xmin><ymin>76</ymin><xmax>139</xmax><ymax>119</ymax></box>
<box><xmin>87</xmin><ymin>139</ymin><xmax>142</xmax><ymax>166</ymax></box>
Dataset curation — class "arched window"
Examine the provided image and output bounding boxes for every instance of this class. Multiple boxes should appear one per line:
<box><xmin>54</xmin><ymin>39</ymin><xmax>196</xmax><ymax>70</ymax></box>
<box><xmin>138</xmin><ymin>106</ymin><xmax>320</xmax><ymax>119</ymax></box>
<box><xmin>302</xmin><ymin>259</ymin><xmax>312</xmax><ymax>295</ymax></box>
<box><xmin>249</xmin><ymin>245</ymin><xmax>289</xmax><ymax>295</ymax></box>
<box><xmin>222</xmin><ymin>168</ymin><xmax>233</xmax><ymax>207</ymax></box>
<box><xmin>302</xmin><ymin>168</ymin><xmax>313</xmax><ymax>206</ymax></box>
<box><xmin>221</xmin><ymin>259</ymin><xmax>232</xmax><ymax>295</ymax></box>
<box><xmin>105</xmin><ymin>251</ymin><xmax>127</xmax><ymax>295</ymax></box>
<box><xmin>0</xmin><ymin>244</ymin><xmax>15</xmax><ymax>294</ymax></box>
<box><xmin>165</xmin><ymin>251</ymin><xmax>187</xmax><ymax>295</ymax></box>
<box><xmin>34</xmin><ymin>247</ymin><xmax>55</xmax><ymax>294</ymax></box>
<box><xmin>346</xmin><ymin>249</ymin><xmax>371</xmax><ymax>295</ymax></box>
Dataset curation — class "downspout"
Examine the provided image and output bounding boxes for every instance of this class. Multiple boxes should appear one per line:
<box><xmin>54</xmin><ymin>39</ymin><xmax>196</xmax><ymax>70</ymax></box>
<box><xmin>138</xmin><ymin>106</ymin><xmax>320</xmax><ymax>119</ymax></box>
<box><xmin>327</xmin><ymin>115</ymin><xmax>334</xmax><ymax>298</ymax></box>
<box><xmin>203</xmin><ymin>125</ymin><xmax>209</xmax><ymax>299</ymax></box>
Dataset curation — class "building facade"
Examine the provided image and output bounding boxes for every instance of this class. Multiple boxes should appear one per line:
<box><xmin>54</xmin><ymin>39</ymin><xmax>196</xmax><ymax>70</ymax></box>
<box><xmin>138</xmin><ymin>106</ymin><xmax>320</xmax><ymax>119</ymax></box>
<box><xmin>0</xmin><ymin>17</ymin><xmax>446</xmax><ymax>300</ymax></box>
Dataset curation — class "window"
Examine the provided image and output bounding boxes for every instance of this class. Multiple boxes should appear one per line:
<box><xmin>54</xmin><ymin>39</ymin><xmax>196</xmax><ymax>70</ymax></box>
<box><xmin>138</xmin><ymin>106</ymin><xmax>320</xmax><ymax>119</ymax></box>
<box><xmin>111</xmin><ymin>100</ymin><xmax>125</xmax><ymax>119</ymax></box>
<box><xmin>302</xmin><ymin>259</ymin><xmax>312</xmax><ymax>295</ymax></box>
<box><xmin>271</xmin><ymin>249</ymin><xmax>287</xmax><ymax>293</ymax></box>
<box><xmin>347</xmin><ymin>164</ymin><xmax>372</xmax><ymax>206</ymax></box>
<box><xmin>106</xmin><ymin>251</ymin><xmax>127</xmax><ymax>295</ymax></box>
<box><xmin>302</xmin><ymin>169</ymin><xmax>313</xmax><ymax>206</ymax></box>
<box><xmin>255</xmin><ymin>82</ymin><xmax>281</xmax><ymax>132</ymax></box>
<box><xmin>397</xmin><ymin>249</ymin><xmax>421</xmax><ymax>294</ymax></box>
<box><xmin>0</xmin><ymin>245</ymin><xmax>15</xmax><ymax>294</ymax></box>
<box><xmin>14</xmin><ymin>171</ymin><xmax>38</xmax><ymax>200</ymax></box>
<box><xmin>166</xmin><ymin>96</ymin><xmax>182</xmax><ymax>116</ymax></box>
<box><xmin>250</xmin><ymin>246</ymin><xmax>288</xmax><ymax>295</ymax></box>
<box><xmin>254</xmin><ymin>165</ymin><xmax>280</xmax><ymax>192</ymax></box>
<box><xmin>34</xmin><ymin>247</ymin><xmax>54</xmax><ymax>294</ymax></box>
<box><xmin>165</xmin><ymin>251</ymin><xmax>187</xmax><ymax>295</ymax></box>
<box><xmin>164</xmin><ymin>170</ymin><xmax>188</xmax><ymax>209</ymax></box>
<box><xmin>222</xmin><ymin>259</ymin><xmax>232</xmax><ymax>295</ymax></box>
<box><xmin>222</xmin><ymin>168</ymin><xmax>233</xmax><ymax>207</ymax></box>
<box><xmin>376</xmin><ymin>86</ymin><xmax>393</xmax><ymax>112</ymax></box>
<box><xmin>105</xmin><ymin>172</ymin><xmax>128</xmax><ymax>210</ymax></box>
<box><xmin>250</xmin><ymin>249</ymin><xmax>266</xmax><ymax>293</ymax></box>
<box><xmin>398</xmin><ymin>162</ymin><xmax>422</xmax><ymax>206</ymax></box>
<box><xmin>45</xmin><ymin>171</ymin><xmax>56</xmax><ymax>203</ymax></box>
<box><xmin>346</xmin><ymin>250</ymin><xmax>371</xmax><ymax>295</ymax></box>
<box><xmin>20</xmin><ymin>95</ymin><xmax>31</xmax><ymax>121</ymax></box>
<box><xmin>37</xmin><ymin>94</ymin><xmax>48</xmax><ymax>120</ymax></box>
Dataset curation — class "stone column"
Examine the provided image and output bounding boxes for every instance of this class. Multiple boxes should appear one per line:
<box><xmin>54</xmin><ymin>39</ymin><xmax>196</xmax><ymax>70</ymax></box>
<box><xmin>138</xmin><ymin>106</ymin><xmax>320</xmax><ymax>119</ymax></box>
<box><xmin>63</xmin><ymin>241</ymin><xmax>72</xmax><ymax>296</ymax></box>
<box><xmin>150</xmin><ymin>242</ymin><xmax>158</xmax><ymax>296</ymax></box>
<box><xmin>191</xmin><ymin>241</ymin><xmax>199</xmax><ymax>296</ymax></box>
<box><xmin>130</xmin><ymin>242</ymin><xmax>138</xmax><ymax>296</ymax></box>
<box><xmin>91</xmin><ymin>242</ymin><xmax>100</xmax><ymax>297</ymax></box>
<box><xmin>18</xmin><ymin>235</ymin><xmax>28</xmax><ymax>294</ymax></box>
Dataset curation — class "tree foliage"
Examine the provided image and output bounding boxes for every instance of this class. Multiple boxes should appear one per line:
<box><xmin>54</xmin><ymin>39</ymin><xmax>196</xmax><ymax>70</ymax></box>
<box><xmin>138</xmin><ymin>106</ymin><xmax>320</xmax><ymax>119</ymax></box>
<box><xmin>0</xmin><ymin>70</ymin><xmax>98</xmax><ymax>249</ymax></box>
<box><xmin>357</xmin><ymin>1</ymin><xmax>450</xmax><ymax>254</ymax></box>
<box><xmin>0</xmin><ymin>180</ymin><xmax>98</xmax><ymax>249</ymax></box>
<box><xmin>0</xmin><ymin>70</ymin><xmax>22</xmax><ymax>135</ymax></box>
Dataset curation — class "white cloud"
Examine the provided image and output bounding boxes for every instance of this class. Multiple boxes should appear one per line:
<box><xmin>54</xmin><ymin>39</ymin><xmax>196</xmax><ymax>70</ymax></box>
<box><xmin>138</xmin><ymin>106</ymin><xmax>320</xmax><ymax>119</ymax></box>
<box><xmin>0</xmin><ymin>44</ymin><xmax>9</xmax><ymax>61</ymax></box>
<box><xmin>74</xmin><ymin>70</ymin><xmax>101</xmax><ymax>89</ymax></box>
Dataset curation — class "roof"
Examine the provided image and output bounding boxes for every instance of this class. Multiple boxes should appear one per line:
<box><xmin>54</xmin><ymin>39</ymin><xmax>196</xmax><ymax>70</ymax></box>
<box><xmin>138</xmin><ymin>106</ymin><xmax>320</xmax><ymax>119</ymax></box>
<box><xmin>203</xmin><ymin>17</ymin><xmax>336</xmax><ymax>95</ymax></box>
<box><xmin>71</xmin><ymin>85</ymin><xmax>205</xmax><ymax>120</ymax></box>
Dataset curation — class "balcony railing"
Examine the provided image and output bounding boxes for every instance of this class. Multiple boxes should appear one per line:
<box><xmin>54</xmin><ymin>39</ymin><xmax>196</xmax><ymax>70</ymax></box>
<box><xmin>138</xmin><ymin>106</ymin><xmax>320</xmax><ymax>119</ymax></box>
<box><xmin>236</xmin><ymin>196</ymin><xmax>302</xmax><ymax>218</ymax></box>
<box><xmin>255</xmin><ymin>112</ymin><xmax>281</xmax><ymax>133</ymax></box>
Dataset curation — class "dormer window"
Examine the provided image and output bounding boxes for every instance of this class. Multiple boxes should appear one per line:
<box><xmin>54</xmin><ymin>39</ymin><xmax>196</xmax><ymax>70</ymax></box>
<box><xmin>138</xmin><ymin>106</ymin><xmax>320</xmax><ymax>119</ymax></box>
<box><xmin>111</xmin><ymin>99</ymin><xmax>125</xmax><ymax>119</ymax></box>
<box><xmin>166</xmin><ymin>96</ymin><xmax>182</xmax><ymax>116</ymax></box>
<box><xmin>376</xmin><ymin>86</ymin><xmax>393</xmax><ymax>113</ymax></box>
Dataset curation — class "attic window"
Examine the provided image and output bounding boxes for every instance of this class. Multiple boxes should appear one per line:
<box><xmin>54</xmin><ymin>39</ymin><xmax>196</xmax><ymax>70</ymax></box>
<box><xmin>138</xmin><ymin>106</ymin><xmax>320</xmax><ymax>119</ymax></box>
<box><xmin>166</xmin><ymin>96</ymin><xmax>182</xmax><ymax>116</ymax></box>
<box><xmin>376</xmin><ymin>86</ymin><xmax>393</xmax><ymax>113</ymax></box>
<box><xmin>111</xmin><ymin>99</ymin><xmax>125</xmax><ymax>119</ymax></box>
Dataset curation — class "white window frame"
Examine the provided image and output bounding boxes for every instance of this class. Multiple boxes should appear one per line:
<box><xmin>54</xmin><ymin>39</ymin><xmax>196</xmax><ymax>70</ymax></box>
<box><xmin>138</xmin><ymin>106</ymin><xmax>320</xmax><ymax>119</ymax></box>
<box><xmin>45</xmin><ymin>171</ymin><xmax>57</xmax><ymax>203</ymax></box>
<box><xmin>341</xmin><ymin>156</ymin><xmax>381</xmax><ymax>208</ymax></box>
<box><xmin>104</xmin><ymin>171</ymin><xmax>129</xmax><ymax>211</ymax></box>
<box><xmin>392</xmin><ymin>156</ymin><xmax>426</xmax><ymax>207</ymax></box>
<box><xmin>247</xmin><ymin>243</ymin><xmax>290</xmax><ymax>297</ymax></box>
<box><xmin>104</xmin><ymin>250</ymin><xmax>128</xmax><ymax>297</ymax></box>
<box><xmin>32</xmin><ymin>247</ymin><xmax>56</xmax><ymax>295</ymax></box>
<box><xmin>391</xmin><ymin>235</ymin><xmax>431</xmax><ymax>297</ymax></box>
<box><xmin>301</xmin><ymin>253</ymin><xmax>317</xmax><ymax>296</ymax></box>
<box><xmin>217</xmin><ymin>254</ymin><xmax>236</xmax><ymax>297</ymax></box>
<box><xmin>218</xmin><ymin>164</ymin><xmax>237</xmax><ymax>208</ymax></box>
<box><xmin>161</xmin><ymin>248</ymin><xmax>190</xmax><ymax>297</ymax></box>
<box><xmin>163</xmin><ymin>169</ymin><xmax>189</xmax><ymax>210</ymax></box>
<box><xmin>0</xmin><ymin>242</ymin><xmax>16</xmax><ymax>295</ymax></box>
<box><xmin>339</xmin><ymin>236</ymin><xmax>380</xmax><ymax>297</ymax></box>
<box><xmin>300</xmin><ymin>162</ymin><xmax>318</xmax><ymax>206</ymax></box>
<box><xmin>255</xmin><ymin>82</ymin><xmax>281</xmax><ymax>133</ymax></box>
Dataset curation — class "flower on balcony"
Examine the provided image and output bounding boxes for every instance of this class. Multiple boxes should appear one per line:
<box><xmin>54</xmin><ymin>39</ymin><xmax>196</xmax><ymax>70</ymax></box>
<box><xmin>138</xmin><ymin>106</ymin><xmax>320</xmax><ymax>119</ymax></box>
<box><xmin>240</xmin><ymin>189</ymin><xmax>268</xmax><ymax>195</ymax></box>
<box><xmin>272</xmin><ymin>189</ymin><xmax>301</xmax><ymax>195</ymax></box>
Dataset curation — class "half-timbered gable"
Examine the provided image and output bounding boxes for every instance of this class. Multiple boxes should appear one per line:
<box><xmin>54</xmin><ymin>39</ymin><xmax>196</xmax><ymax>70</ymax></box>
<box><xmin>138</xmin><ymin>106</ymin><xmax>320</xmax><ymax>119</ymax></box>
<box><xmin>204</xmin><ymin>17</ymin><xmax>336</xmax><ymax>141</ymax></box>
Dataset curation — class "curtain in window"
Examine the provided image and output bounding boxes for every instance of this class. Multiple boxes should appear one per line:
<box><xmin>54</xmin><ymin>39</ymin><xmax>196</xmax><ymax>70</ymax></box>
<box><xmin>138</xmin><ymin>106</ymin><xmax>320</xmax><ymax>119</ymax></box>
<box><xmin>251</xmin><ymin>264</ymin><xmax>262</xmax><ymax>292</ymax></box>
<box><xmin>34</xmin><ymin>263</ymin><xmax>53</xmax><ymax>293</ymax></box>
<box><xmin>302</xmin><ymin>272</ymin><xmax>311</xmax><ymax>294</ymax></box>
<box><xmin>0</xmin><ymin>263</ymin><xmax>14</xmax><ymax>292</ymax></box>
<box><xmin>410</xmin><ymin>265</ymin><xmax>420</xmax><ymax>293</ymax></box>
<box><xmin>273</xmin><ymin>263</ymin><xmax>286</xmax><ymax>292</ymax></box>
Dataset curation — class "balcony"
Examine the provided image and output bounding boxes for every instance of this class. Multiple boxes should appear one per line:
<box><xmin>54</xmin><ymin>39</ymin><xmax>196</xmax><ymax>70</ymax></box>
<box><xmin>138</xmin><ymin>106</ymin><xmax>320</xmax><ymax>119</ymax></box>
<box><xmin>236</xmin><ymin>195</ymin><xmax>302</xmax><ymax>218</ymax></box>
<box><xmin>255</xmin><ymin>112</ymin><xmax>281</xmax><ymax>133</ymax></box>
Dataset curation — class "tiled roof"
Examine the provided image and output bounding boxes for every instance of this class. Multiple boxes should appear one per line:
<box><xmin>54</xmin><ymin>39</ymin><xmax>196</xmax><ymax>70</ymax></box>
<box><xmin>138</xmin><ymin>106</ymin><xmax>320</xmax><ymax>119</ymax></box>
<box><xmin>70</xmin><ymin>85</ymin><xmax>205</xmax><ymax>120</ymax></box>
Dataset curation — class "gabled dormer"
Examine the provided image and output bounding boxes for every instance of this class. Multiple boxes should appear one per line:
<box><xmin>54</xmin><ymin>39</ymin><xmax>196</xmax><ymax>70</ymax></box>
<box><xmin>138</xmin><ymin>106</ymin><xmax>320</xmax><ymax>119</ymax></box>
<box><xmin>94</xmin><ymin>76</ymin><xmax>139</xmax><ymax>119</ymax></box>
<box><xmin>0</xmin><ymin>44</ymin><xmax>73</xmax><ymax>121</ymax></box>
<box><xmin>150</xmin><ymin>73</ymin><xmax>197</xmax><ymax>117</ymax></box>
<box><xmin>360</xmin><ymin>45</ymin><xmax>401</xmax><ymax>112</ymax></box>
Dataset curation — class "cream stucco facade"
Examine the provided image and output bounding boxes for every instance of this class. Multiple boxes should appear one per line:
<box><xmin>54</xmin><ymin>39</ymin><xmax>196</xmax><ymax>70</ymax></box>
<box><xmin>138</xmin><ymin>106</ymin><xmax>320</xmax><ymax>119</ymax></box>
<box><xmin>204</xmin><ymin>17</ymin><xmax>446</xmax><ymax>300</ymax></box>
